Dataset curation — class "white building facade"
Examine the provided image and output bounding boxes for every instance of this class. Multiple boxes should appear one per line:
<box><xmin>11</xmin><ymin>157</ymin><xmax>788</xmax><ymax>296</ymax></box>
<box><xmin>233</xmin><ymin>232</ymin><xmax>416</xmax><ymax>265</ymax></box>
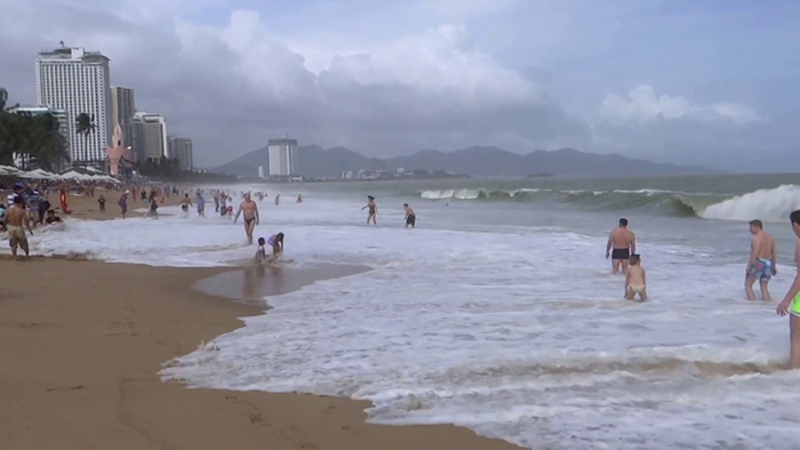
<box><xmin>268</xmin><ymin>138</ymin><xmax>298</xmax><ymax>177</ymax></box>
<box><xmin>35</xmin><ymin>46</ymin><xmax>112</xmax><ymax>163</ymax></box>
<box><xmin>168</xmin><ymin>137</ymin><xmax>193</xmax><ymax>171</ymax></box>
<box><xmin>132</xmin><ymin>112</ymin><xmax>168</xmax><ymax>161</ymax></box>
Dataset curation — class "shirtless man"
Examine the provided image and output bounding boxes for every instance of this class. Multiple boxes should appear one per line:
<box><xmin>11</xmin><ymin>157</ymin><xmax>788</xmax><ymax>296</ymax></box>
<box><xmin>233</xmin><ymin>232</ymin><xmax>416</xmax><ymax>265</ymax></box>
<box><xmin>6</xmin><ymin>196</ymin><xmax>33</xmax><ymax>260</ymax></box>
<box><xmin>234</xmin><ymin>193</ymin><xmax>260</xmax><ymax>245</ymax></box>
<box><xmin>746</xmin><ymin>219</ymin><xmax>777</xmax><ymax>301</ymax></box>
<box><xmin>776</xmin><ymin>210</ymin><xmax>800</xmax><ymax>368</ymax></box>
<box><xmin>179</xmin><ymin>194</ymin><xmax>193</xmax><ymax>216</ymax></box>
<box><xmin>363</xmin><ymin>196</ymin><xmax>378</xmax><ymax>225</ymax></box>
<box><xmin>606</xmin><ymin>218</ymin><xmax>636</xmax><ymax>275</ymax></box>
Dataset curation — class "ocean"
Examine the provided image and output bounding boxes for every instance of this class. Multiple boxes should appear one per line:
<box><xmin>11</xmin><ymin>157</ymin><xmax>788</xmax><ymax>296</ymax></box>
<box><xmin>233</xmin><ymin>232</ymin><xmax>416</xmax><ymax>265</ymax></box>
<box><xmin>24</xmin><ymin>174</ymin><xmax>800</xmax><ymax>449</ymax></box>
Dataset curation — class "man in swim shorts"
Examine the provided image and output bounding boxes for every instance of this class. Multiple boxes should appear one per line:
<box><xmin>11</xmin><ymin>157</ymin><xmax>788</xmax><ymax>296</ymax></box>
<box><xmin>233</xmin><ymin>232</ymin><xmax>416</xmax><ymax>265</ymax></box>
<box><xmin>606</xmin><ymin>218</ymin><xmax>636</xmax><ymax>275</ymax></box>
<box><xmin>6</xmin><ymin>196</ymin><xmax>33</xmax><ymax>260</ymax></box>
<box><xmin>776</xmin><ymin>210</ymin><xmax>800</xmax><ymax>368</ymax></box>
<box><xmin>403</xmin><ymin>203</ymin><xmax>416</xmax><ymax>228</ymax></box>
<box><xmin>179</xmin><ymin>194</ymin><xmax>193</xmax><ymax>216</ymax></box>
<box><xmin>746</xmin><ymin>219</ymin><xmax>777</xmax><ymax>301</ymax></box>
<box><xmin>234</xmin><ymin>193</ymin><xmax>259</xmax><ymax>245</ymax></box>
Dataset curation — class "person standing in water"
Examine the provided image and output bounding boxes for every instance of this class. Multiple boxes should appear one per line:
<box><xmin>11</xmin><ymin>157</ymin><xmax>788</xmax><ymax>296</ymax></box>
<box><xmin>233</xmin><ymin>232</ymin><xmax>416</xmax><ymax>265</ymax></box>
<box><xmin>297</xmin><ymin>194</ymin><xmax>303</xmax><ymax>204</ymax></box>
<box><xmin>179</xmin><ymin>194</ymin><xmax>193</xmax><ymax>216</ymax></box>
<box><xmin>362</xmin><ymin>195</ymin><xmax>378</xmax><ymax>225</ymax></box>
<box><xmin>275</xmin><ymin>194</ymin><xmax>280</xmax><ymax>206</ymax></box>
<box><xmin>625</xmin><ymin>254</ymin><xmax>647</xmax><ymax>301</ymax></box>
<box><xmin>6</xmin><ymin>196</ymin><xmax>33</xmax><ymax>260</ymax></box>
<box><xmin>746</xmin><ymin>220</ymin><xmax>777</xmax><ymax>301</ymax></box>
<box><xmin>606</xmin><ymin>218</ymin><xmax>636</xmax><ymax>275</ymax></box>
<box><xmin>404</xmin><ymin>203</ymin><xmax>416</xmax><ymax>228</ymax></box>
<box><xmin>776</xmin><ymin>210</ymin><xmax>800</xmax><ymax>368</ymax></box>
<box><xmin>267</xmin><ymin>232</ymin><xmax>284</xmax><ymax>256</ymax></box>
<box><xmin>234</xmin><ymin>193</ymin><xmax>260</xmax><ymax>245</ymax></box>
<box><xmin>196</xmin><ymin>192</ymin><xmax>206</xmax><ymax>217</ymax></box>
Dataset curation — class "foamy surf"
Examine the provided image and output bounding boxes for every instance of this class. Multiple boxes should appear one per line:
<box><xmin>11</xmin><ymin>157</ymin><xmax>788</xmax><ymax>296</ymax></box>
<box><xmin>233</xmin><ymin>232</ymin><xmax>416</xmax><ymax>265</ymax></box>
<box><xmin>11</xmin><ymin>179</ymin><xmax>800</xmax><ymax>450</ymax></box>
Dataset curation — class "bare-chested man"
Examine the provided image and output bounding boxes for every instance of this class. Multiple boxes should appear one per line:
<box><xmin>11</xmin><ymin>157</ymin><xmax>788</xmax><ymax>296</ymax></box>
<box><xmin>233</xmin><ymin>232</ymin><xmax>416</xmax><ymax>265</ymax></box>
<box><xmin>6</xmin><ymin>196</ymin><xmax>33</xmax><ymax>260</ymax></box>
<box><xmin>776</xmin><ymin>210</ymin><xmax>800</xmax><ymax>368</ymax></box>
<box><xmin>606</xmin><ymin>218</ymin><xmax>636</xmax><ymax>275</ymax></box>
<box><xmin>234</xmin><ymin>193</ymin><xmax>259</xmax><ymax>245</ymax></box>
<box><xmin>746</xmin><ymin>219</ymin><xmax>777</xmax><ymax>301</ymax></box>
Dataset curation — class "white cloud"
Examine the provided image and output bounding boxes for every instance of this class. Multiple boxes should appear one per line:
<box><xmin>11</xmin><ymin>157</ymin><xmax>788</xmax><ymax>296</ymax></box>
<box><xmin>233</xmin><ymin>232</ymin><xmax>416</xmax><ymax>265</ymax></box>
<box><xmin>601</xmin><ymin>85</ymin><xmax>758</xmax><ymax>124</ymax></box>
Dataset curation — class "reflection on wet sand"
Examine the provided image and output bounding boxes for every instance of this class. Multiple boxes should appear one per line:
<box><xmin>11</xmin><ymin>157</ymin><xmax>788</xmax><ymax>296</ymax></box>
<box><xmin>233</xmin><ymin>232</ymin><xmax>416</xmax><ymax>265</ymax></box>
<box><xmin>194</xmin><ymin>263</ymin><xmax>369</xmax><ymax>306</ymax></box>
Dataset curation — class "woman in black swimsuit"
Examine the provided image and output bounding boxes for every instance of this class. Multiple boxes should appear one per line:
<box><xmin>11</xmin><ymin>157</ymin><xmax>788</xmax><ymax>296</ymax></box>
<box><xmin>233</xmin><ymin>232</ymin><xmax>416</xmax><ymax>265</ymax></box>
<box><xmin>362</xmin><ymin>195</ymin><xmax>378</xmax><ymax>225</ymax></box>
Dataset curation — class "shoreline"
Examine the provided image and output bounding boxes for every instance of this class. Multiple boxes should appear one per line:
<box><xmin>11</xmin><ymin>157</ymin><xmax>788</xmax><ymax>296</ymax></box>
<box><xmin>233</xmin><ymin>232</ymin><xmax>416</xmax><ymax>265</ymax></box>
<box><xmin>0</xmin><ymin>256</ymin><xmax>522</xmax><ymax>450</ymax></box>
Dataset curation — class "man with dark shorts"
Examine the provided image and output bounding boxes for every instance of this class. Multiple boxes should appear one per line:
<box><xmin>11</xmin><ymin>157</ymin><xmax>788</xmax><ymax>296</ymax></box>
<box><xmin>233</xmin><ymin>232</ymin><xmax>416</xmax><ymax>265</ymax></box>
<box><xmin>234</xmin><ymin>193</ymin><xmax>259</xmax><ymax>245</ymax></box>
<box><xmin>606</xmin><ymin>218</ymin><xmax>636</xmax><ymax>275</ymax></box>
<box><xmin>404</xmin><ymin>203</ymin><xmax>416</xmax><ymax>228</ymax></box>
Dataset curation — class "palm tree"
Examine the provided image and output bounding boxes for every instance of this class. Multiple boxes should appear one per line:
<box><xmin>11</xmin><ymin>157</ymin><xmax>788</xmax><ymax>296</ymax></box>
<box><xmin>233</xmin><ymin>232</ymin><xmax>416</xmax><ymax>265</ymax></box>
<box><xmin>75</xmin><ymin>112</ymin><xmax>95</xmax><ymax>145</ymax></box>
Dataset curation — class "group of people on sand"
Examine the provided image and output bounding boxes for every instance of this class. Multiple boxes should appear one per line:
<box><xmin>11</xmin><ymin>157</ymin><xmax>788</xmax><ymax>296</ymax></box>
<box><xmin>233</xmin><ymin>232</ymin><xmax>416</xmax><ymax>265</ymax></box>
<box><xmin>1</xmin><ymin>182</ymin><xmax>64</xmax><ymax>260</ymax></box>
<box><xmin>606</xmin><ymin>212</ymin><xmax>800</xmax><ymax>369</ymax></box>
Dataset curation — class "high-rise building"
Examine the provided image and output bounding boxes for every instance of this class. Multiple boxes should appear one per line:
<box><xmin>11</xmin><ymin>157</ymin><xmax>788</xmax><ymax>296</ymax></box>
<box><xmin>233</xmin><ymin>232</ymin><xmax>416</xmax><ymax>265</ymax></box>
<box><xmin>110</xmin><ymin>86</ymin><xmax>135</xmax><ymax>149</ymax></box>
<box><xmin>168</xmin><ymin>137</ymin><xmax>193</xmax><ymax>171</ymax></box>
<box><xmin>35</xmin><ymin>45</ymin><xmax>112</xmax><ymax>163</ymax></box>
<box><xmin>132</xmin><ymin>112</ymin><xmax>168</xmax><ymax>162</ymax></box>
<box><xmin>268</xmin><ymin>138</ymin><xmax>298</xmax><ymax>177</ymax></box>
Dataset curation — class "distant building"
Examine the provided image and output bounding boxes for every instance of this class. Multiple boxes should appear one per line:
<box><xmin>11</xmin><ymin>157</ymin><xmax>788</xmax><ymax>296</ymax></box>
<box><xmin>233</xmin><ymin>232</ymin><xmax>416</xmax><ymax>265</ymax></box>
<box><xmin>35</xmin><ymin>45</ymin><xmax>112</xmax><ymax>163</ymax></box>
<box><xmin>110</xmin><ymin>86</ymin><xmax>135</xmax><ymax>150</ymax></box>
<box><xmin>258</xmin><ymin>166</ymin><xmax>265</xmax><ymax>179</ymax></box>
<box><xmin>168</xmin><ymin>137</ymin><xmax>193</xmax><ymax>171</ymax></box>
<box><xmin>268</xmin><ymin>138</ymin><xmax>298</xmax><ymax>177</ymax></box>
<box><xmin>132</xmin><ymin>112</ymin><xmax>168</xmax><ymax>161</ymax></box>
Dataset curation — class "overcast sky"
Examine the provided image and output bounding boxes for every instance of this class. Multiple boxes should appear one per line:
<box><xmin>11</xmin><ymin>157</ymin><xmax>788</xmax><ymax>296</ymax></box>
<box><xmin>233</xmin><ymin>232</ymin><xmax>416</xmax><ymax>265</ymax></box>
<box><xmin>2</xmin><ymin>0</ymin><xmax>798</xmax><ymax>170</ymax></box>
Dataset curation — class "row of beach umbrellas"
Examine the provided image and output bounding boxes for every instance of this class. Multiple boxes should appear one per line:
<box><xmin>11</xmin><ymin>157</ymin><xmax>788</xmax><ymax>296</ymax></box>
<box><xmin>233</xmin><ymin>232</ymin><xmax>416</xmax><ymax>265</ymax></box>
<box><xmin>0</xmin><ymin>165</ymin><xmax>121</xmax><ymax>183</ymax></box>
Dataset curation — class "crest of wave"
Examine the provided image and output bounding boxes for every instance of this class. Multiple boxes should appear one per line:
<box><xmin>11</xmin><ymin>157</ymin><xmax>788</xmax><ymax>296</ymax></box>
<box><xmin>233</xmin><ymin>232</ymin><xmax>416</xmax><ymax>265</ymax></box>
<box><xmin>700</xmin><ymin>185</ymin><xmax>800</xmax><ymax>222</ymax></box>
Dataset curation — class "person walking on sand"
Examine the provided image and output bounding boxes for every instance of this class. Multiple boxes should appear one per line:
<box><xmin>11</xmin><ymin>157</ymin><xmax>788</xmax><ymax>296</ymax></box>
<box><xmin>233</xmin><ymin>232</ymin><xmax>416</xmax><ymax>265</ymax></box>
<box><xmin>746</xmin><ymin>220</ymin><xmax>777</xmax><ymax>301</ymax></box>
<box><xmin>118</xmin><ymin>190</ymin><xmax>129</xmax><ymax>219</ymax></box>
<box><xmin>776</xmin><ymin>210</ymin><xmax>800</xmax><ymax>368</ymax></box>
<box><xmin>234</xmin><ymin>193</ymin><xmax>260</xmax><ymax>245</ymax></box>
<box><xmin>98</xmin><ymin>194</ymin><xmax>106</xmax><ymax>213</ymax></box>
<box><xmin>362</xmin><ymin>196</ymin><xmax>378</xmax><ymax>225</ymax></box>
<box><xmin>6</xmin><ymin>196</ymin><xmax>33</xmax><ymax>260</ymax></box>
<box><xmin>404</xmin><ymin>203</ymin><xmax>416</xmax><ymax>228</ymax></box>
<box><xmin>625</xmin><ymin>254</ymin><xmax>648</xmax><ymax>301</ymax></box>
<box><xmin>606</xmin><ymin>218</ymin><xmax>636</xmax><ymax>275</ymax></box>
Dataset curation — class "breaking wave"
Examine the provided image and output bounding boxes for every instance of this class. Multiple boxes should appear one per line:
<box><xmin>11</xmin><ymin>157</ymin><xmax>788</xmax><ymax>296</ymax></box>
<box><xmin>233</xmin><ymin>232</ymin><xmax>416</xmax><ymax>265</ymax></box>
<box><xmin>419</xmin><ymin>184</ymin><xmax>800</xmax><ymax>221</ymax></box>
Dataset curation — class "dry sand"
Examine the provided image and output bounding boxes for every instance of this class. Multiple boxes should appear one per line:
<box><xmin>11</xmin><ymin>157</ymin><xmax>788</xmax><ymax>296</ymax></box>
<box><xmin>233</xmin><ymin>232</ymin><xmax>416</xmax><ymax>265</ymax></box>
<box><xmin>0</xmin><ymin>256</ymin><xmax>522</xmax><ymax>450</ymax></box>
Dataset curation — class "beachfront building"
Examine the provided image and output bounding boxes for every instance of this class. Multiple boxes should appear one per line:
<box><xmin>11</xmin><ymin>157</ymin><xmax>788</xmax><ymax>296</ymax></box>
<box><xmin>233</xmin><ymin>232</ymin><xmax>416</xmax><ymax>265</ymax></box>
<box><xmin>258</xmin><ymin>166</ymin><xmax>265</xmax><ymax>178</ymax></box>
<box><xmin>35</xmin><ymin>45</ymin><xmax>112</xmax><ymax>163</ymax></box>
<box><xmin>132</xmin><ymin>112</ymin><xmax>168</xmax><ymax>162</ymax></box>
<box><xmin>110</xmin><ymin>86</ymin><xmax>135</xmax><ymax>150</ymax></box>
<box><xmin>168</xmin><ymin>137</ymin><xmax>193</xmax><ymax>171</ymax></box>
<box><xmin>268</xmin><ymin>138</ymin><xmax>298</xmax><ymax>177</ymax></box>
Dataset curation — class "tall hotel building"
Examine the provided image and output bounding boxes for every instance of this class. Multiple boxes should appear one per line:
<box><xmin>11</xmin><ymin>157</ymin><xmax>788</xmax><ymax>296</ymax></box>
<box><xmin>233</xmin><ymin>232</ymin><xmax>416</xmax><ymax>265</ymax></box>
<box><xmin>110</xmin><ymin>86</ymin><xmax>135</xmax><ymax>150</ymax></box>
<box><xmin>35</xmin><ymin>46</ymin><xmax>112</xmax><ymax>163</ymax></box>
<box><xmin>268</xmin><ymin>138</ymin><xmax>298</xmax><ymax>177</ymax></box>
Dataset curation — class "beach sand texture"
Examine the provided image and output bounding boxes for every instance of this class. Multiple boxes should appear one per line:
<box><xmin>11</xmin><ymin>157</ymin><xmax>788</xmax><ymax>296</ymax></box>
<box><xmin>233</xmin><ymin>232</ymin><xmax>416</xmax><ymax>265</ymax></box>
<box><xmin>0</xmin><ymin>256</ymin><xmax>521</xmax><ymax>450</ymax></box>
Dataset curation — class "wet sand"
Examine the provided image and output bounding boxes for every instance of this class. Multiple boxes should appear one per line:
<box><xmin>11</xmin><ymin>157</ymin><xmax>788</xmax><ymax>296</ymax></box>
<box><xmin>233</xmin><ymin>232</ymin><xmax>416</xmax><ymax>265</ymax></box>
<box><xmin>194</xmin><ymin>263</ymin><xmax>370</xmax><ymax>306</ymax></box>
<box><xmin>0</xmin><ymin>257</ymin><xmax>522</xmax><ymax>450</ymax></box>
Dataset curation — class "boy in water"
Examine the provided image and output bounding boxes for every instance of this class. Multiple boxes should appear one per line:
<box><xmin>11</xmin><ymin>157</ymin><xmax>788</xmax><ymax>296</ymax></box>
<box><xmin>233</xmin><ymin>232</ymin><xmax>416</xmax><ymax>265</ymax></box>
<box><xmin>403</xmin><ymin>203</ymin><xmax>416</xmax><ymax>228</ymax></box>
<box><xmin>255</xmin><ymin>237</ymin><xmax>267</xmax><ymax>263</ymax></box>
<box><xmin>776</xmin><ymin>210</ymin><xmax>800</xmax><ymax>368</ymax></box>
<box><xmin>625</xmin><ymin>254</ymin><xmax>647</xmax><ymax>301</ymax></box>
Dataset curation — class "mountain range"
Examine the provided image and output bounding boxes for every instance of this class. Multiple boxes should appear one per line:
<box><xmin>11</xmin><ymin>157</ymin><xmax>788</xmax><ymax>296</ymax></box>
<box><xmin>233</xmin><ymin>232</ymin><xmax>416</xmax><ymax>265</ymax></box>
<box><xmin>214</xmin><ymin>145</ymin><xmax>712</xmax><ymax>178</ymax></box>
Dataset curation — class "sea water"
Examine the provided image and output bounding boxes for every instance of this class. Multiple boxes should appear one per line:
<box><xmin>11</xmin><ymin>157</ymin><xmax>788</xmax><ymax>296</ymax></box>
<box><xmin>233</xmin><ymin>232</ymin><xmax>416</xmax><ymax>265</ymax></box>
<box><xmin>19</xmin><ymin>174</ymin><xmax>800</xmax><ymax>449</ymax></box>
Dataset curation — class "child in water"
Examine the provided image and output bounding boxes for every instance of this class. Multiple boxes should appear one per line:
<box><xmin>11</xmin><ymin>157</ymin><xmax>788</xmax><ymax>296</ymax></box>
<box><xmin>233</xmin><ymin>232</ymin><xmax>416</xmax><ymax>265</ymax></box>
<box><xmin>625</xmin><ymin>254</ymin><xmax>647</xmax><ymax>301</ymax></box>
<box><xmin>255</xmin><ymin>237</ymin><xmax>267</xmax><ymax>262</ymax></box>
<box><xmin>268</xmin><ymin>233</ymin><xmax>284</xmax><ymax>256</ymax></box>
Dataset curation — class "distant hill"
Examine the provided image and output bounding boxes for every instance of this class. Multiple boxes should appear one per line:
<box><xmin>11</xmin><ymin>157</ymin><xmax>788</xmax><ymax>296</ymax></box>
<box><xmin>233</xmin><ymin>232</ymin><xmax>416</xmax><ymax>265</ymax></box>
<box><xmin>214</xmin><ymin>145</ymin><xmax>712</xmax><ymax>178</ymax></box>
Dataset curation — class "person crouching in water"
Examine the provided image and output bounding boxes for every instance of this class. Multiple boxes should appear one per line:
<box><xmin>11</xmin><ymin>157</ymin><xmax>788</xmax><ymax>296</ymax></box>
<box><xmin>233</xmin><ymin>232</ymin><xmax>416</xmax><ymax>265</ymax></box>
<box><xmin>268</xmin><ymin>233</ymin><xmax>284</xmax><ymax>257</ymax></box>
<box><xmin>625</xmin><ymin>254</ymin><xmax>647</xmax><ymax>301</ymax></box>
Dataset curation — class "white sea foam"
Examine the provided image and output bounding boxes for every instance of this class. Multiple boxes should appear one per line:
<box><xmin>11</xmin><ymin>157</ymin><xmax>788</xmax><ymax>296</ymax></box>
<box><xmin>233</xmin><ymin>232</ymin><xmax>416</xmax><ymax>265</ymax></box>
<box><xmin>700</xmin><ymin>184</ymin><xmax>800</xmax><ymax>222</ymax></box>
<box><xmin>13</xmin><ymin>192</ymin><xmax>800</xmax><ymax>449</ymax></box>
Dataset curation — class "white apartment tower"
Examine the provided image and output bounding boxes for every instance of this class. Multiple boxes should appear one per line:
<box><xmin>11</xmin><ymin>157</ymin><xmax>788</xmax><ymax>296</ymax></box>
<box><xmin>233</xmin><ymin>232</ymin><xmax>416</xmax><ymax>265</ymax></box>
<box><xmin>110</xmin><ymin>86</ymin><xmax>135</xmax><ymax>149</ymax></box>
<box><xmin>35</xmin><ymin>46</ymin><xmax>112</xmax><ymax>162</ymax></box>
<box><xmin>268</xmin><ymin>138</ymin><xmax>298</xmax><ymax>177</ymax></box>
<box><xmin>168</xmin><ymin>137</ymin><xmax>193</xmax><ymax>171</ymax></box>
<box><xmin>132</xmin><ymin>112</ymin><xmax>168</xmax><ymax>161</ymax></box>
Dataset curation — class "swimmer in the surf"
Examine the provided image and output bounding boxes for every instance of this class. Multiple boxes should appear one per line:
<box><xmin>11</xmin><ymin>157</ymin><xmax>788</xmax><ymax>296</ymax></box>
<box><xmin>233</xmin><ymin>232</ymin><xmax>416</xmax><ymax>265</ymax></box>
<box><xmin>403</xmin><ymin>203</ymin><xmax>416</xmax><ymax>228</ymax></box>
<box><xmin>624</xmin><ymin>254</ymin><xmax>647</xmax><ymax>301</ymax></box>
<box><xmin>362</xmin><ymin>195</ymin><xmax>377</xmax><ymax>225</ymax></box>
<box><xmin>255</xmin><ymin>237</ymin><xmax>267</xmax><ymax>262</ymax></box>
<box><xmin>233</xmin><ymin>193</ymin><xmax>259</xmax><ymax>245</ymax></box>
<box><xmin>606</xmin><ymin>218</ymin><xmax>636</xmax><ymax>275</ymax></box>
<box><xmin>179</xmin><ymin>194</ymin><xmax>193</xmax><ymax>216</ymax></box>
<box><xmin>776</xmin><ymin>210</ymin><xmax>800</xmax><ymax>368</ymax></box>
<box><xmin>267</xmin><ymin>233</ymin><xmax>284</xmax><ymax>256</ymax></box>
<box><xmin>746</xmin><ymin>219</ymin><xmax>777</xmax><ymax>301</ymax></box>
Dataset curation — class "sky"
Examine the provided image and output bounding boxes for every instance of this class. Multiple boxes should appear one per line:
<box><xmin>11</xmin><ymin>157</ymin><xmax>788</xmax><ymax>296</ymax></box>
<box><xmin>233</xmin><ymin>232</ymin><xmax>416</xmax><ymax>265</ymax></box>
<box><xmin>1</xmin><ymin>0</ymin><xmax>798</xmax><ymax>171</ymax></box>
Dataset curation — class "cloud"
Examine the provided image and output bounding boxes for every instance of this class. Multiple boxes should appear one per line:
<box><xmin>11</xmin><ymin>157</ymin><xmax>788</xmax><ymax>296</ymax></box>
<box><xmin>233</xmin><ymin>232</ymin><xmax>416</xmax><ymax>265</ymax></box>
<box><xmin>601</xmin><ymin>85</ymin><xmax>758</xmax><ymax>125</ymax></box>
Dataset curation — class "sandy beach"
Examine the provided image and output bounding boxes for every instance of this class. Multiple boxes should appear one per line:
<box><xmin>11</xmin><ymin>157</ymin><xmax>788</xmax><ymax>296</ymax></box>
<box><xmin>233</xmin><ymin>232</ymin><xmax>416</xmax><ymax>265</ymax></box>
<box><xmin>0</xmin><ymin>256</ymin><xmax>521</xmax><ymax>450</ymax></box>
